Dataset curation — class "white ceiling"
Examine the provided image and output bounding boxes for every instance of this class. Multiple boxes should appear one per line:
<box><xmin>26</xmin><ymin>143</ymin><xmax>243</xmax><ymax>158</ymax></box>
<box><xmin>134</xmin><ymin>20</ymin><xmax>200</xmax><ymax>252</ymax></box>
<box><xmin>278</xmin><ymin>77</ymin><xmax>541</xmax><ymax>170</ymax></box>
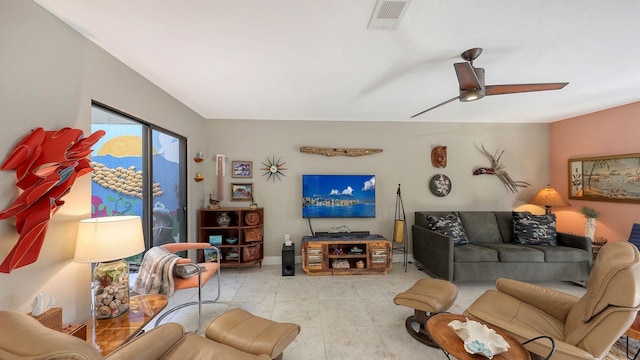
<box><xmin>34</xmin><ymin>0</ymin><xmax>640</xmax><ymax>123</ymax></box>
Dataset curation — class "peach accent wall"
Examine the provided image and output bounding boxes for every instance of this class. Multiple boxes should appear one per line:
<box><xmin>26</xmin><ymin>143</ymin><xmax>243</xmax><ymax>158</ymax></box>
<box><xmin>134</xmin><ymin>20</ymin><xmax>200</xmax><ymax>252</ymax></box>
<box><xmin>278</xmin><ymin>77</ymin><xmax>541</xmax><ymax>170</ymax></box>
<box><xmin>550</xmin><ymin>101</ymin><xmax>640</xmax><ymax>242</ymax></box>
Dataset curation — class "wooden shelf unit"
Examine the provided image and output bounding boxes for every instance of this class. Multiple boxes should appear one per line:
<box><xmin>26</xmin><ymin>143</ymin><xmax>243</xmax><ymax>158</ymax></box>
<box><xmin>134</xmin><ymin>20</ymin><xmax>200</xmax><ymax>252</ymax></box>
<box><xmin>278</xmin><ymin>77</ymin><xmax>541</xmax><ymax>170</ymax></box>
<box><xmin>198</xmin><ymin>207</ymin><xmax>263</xmax><ymax>269</ymax></box>
<box><xmin>301</xmin><ymin>234</ymin><xmax>392</xmax><ymax>275</ymax></box>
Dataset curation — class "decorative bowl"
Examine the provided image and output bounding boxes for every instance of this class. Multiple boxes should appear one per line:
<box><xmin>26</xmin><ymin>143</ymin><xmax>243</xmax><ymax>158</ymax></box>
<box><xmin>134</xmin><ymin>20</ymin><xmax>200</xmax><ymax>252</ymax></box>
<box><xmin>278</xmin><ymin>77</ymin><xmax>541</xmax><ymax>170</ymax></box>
<box><xmin>448</xmin><ymin>318</ymin><xmax>509</xmax><ymax>359</ymax></box>
<box><xmin>226</xmin><ymin>238</ymin><xmax>238</xmax><ymax>244</ymax></box>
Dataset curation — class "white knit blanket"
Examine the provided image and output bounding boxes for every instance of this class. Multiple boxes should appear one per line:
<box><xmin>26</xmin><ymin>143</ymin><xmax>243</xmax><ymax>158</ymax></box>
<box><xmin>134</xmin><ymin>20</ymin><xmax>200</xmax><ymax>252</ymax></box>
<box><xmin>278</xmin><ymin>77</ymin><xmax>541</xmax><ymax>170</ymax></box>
<box><xmin>132</xmin><ymin>247</ymin><xmax>180</xmax><ymax>297</ymax></box>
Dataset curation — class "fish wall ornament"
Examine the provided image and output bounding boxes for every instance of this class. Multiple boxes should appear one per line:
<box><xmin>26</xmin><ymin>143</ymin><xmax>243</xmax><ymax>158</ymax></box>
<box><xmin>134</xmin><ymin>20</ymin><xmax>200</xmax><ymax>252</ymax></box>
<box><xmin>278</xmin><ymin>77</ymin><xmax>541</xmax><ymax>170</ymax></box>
<box><xmin>0</xmin><ymin>127</ymin><xmax>105</xmax><ymax>273</ymax></box>
<box><xmin>473</xmin><ymin>144</ymin><xmax>530</xmax><ymax>193</ymax></box>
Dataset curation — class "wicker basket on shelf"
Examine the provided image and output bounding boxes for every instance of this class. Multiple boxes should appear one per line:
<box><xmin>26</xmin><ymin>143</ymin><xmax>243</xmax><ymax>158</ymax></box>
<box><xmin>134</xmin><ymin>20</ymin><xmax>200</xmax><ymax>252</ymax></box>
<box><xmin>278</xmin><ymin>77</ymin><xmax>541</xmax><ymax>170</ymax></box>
<box><xmin>27</xmin><ymin>307</ymin><xmax>63</xmax><ymax>331</ymax></box>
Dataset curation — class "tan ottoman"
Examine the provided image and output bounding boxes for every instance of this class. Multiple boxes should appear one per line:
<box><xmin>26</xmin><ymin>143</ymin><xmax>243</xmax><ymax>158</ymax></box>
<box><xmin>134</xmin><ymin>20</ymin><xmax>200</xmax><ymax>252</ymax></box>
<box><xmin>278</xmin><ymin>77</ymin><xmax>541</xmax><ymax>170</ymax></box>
<box><xmin>205</xmin><ymin>308</ymin><xmax>300</xmax><ymax>360</ymax></box>
<box><xmin>393</xmin><ymin>278</ymin><xmax>458</xmax><ymax>347</ymax></box>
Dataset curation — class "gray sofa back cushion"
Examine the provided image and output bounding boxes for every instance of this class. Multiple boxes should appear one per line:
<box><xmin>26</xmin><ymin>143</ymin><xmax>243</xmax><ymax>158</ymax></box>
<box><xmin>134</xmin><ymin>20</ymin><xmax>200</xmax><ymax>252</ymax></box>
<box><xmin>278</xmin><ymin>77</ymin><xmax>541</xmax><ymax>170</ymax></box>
<box><xmin>495</xmin><ymin>212</ymin><xmax>515</xmax><ymax>243</ymax></box>
<box><xmin>458</xmin><ymin>212</ymin><xmax>502</xmax><ymax>243</ymax></box>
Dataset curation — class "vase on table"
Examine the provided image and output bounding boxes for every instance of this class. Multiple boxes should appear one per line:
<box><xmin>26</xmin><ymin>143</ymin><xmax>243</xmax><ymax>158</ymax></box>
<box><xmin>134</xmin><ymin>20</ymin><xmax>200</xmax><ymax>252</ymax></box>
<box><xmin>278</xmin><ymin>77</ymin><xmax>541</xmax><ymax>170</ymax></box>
<box><xmin>585</xmin><ymin>217</ymin><xmax>596</xmax><ymax>241</ymax></box>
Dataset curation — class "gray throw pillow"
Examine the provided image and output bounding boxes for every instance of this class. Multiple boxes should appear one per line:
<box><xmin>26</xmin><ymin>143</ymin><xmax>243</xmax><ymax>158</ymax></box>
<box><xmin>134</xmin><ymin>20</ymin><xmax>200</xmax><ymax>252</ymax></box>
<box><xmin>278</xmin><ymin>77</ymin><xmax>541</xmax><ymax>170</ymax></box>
<box><xmin>173</xmin><ymin>264</ymin><xmax>202</xmax><ymax>278</ymax></box>
<box><xmin>426</xmin><ymin>213</ymin><xmax>469</xmax><ymax>245</ymax></box>
<box><xmin>513</xmin><ymin>212</ymin><xmax>558</xmax><ymax>246</ymax></box>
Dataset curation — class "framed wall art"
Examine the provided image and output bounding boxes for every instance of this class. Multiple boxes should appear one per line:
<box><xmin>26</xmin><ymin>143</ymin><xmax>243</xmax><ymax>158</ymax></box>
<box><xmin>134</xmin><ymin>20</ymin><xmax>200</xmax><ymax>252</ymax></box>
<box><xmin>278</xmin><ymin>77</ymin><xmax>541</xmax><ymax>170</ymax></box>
<box><xmin>568</xmin><ymin>153</ymin><xmax>640</xmax><ymax>203</ymax></box>
<box><xmin>231</xmin><ymin>183</ymin><xmax>253</xmax><ymax>201</ymax></box>
<box><xmin>232</xmin><ymin>161</ymin><xmax>252</xmax><ymax>178</ymax></box>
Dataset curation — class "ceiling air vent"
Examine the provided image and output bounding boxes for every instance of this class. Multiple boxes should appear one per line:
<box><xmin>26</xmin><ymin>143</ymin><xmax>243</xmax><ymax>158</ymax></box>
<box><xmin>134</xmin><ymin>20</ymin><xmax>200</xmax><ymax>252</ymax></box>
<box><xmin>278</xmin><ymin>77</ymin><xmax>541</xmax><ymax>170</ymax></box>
<box><xmin>367</xmin><ymin>0</ymin><xmax>412</xmax><ymax>31</ymax></box>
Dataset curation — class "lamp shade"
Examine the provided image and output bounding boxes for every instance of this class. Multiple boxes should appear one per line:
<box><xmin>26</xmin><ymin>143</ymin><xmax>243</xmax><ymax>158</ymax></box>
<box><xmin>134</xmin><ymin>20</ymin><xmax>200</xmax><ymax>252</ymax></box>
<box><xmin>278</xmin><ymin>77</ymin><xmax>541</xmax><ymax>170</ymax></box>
<box><xmin>74</xmin><ymin>216</ymin><xmax>145</xmax><ymax>263</ymax></box>
<box><xmin>529</xmin><ymin>186</ymin><xmax>570</xmax><ymax>208</ymax></box>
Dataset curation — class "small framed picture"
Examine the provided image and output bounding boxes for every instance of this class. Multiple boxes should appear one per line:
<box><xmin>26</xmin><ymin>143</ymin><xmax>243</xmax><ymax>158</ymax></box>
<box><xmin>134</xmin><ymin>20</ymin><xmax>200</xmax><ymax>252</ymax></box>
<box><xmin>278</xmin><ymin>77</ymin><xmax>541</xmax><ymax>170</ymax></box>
<box><xmin>204</xmin><ymin>248</ymin><xmax>218</xmax><ymax>262</ymax></box>
<box><xmin>231</xmin><ymin>183</ymin><xmax>253</xmax><ymax>201</ymax></box>
<box><xmin>208</xmin><ymin>235</ymin><xmax>222</xmax><ymax>245</ymax></box>
<box><xmin>232</xmin><ymin>161</ymin><xmax>252</xmax><ymax>178</ymax></box>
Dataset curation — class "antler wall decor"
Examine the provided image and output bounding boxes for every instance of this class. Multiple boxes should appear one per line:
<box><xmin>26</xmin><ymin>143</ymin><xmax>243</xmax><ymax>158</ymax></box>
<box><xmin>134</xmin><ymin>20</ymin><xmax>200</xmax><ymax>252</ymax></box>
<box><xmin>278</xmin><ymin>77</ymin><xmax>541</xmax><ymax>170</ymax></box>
<box><xmin>473</xmin><ymin>144</ymin><xmax>530</xmax><ymax>193</ymax></box>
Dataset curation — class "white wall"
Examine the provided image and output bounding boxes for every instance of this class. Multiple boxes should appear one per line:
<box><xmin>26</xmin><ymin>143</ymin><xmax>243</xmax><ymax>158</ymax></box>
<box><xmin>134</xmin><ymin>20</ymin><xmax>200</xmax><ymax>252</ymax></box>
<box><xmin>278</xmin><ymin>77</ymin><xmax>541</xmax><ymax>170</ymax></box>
<box><xmin>204</xmin><ymin>120</ymin><xmax>550</xmax><ymax>262</ymax></box>
<box><xmin>0</xmin><ymin>1</ymin><xmax>207</xmax><ymax>322</ymax></box>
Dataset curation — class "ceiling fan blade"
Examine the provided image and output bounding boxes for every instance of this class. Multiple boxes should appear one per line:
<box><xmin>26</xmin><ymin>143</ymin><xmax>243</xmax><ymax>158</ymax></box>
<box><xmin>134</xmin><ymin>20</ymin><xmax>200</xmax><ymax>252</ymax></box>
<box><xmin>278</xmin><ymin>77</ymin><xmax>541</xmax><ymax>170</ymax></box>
<box><xmin>410</xmin><ymin>95</ymin><xmax>460</xmax><ymax>118</ymax></box>
<box><xmin>454</xmin><ymin>62</ymin><xmax>482</xmax><ymax>90</ymax></box>
<box><xmin>485</xmin><ymin>82</ymin><xmax>568</xmax><ymax>96</ymax></box>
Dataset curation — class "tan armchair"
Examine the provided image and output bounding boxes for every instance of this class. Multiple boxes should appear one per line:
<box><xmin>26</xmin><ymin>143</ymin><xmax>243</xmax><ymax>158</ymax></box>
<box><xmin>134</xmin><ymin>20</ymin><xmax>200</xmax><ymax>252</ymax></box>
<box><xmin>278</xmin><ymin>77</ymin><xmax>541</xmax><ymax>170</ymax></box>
<box><xmin>0</xmin><ymin>310</ymin><xmax>281</xmax><ymax>359</ymax></box>
<box><xmin>464</xmin><ymin>241</ymin><xmax>640</xmax><ymax>360</ymax></box>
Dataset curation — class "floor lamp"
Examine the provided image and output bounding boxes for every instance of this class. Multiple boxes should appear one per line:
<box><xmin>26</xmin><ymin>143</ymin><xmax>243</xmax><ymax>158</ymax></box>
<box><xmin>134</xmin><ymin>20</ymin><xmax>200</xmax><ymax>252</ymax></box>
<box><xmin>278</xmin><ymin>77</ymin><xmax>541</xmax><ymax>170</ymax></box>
<box><xmin>74</xmin><ymin>216</ymin><xmax>145</xmax><ymax>319</ymax></box>
<box><xmin>393</xmin><ymin>184</ymin><xmax>408</xmax><ymax>272</ymax></box>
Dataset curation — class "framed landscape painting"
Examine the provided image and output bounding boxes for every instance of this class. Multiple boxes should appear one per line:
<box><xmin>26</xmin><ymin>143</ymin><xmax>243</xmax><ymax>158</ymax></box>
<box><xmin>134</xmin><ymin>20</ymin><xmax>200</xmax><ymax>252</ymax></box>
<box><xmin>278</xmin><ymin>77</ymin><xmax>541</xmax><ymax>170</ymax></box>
<box><xmin>231</xmin><ymin>183</ymin><xmax>253</xmax><ymax>201</ymax></box>
<box><xmin>568</xmin><ymin>153</ymin><xmax>640</xmax><ymax>203</ymax></box>
<box><xmin>232</xmin><ymin>161</ymin><xmax>252</xmax><ymax>178</ymax></box>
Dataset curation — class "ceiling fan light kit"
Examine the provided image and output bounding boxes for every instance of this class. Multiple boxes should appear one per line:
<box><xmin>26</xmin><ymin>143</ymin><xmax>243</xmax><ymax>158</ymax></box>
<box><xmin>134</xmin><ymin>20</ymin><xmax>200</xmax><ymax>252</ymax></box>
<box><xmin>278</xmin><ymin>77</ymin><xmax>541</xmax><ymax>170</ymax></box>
<box><xmin>411</xmin><ymin>47</ymin><xmax>569</xmax><ymax>118</ymax></box>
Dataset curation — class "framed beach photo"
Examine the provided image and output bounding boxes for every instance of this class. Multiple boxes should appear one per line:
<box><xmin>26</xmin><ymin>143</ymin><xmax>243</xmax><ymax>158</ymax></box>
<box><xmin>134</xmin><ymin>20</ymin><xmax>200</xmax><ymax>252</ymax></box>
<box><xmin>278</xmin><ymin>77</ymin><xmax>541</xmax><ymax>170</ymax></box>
<box><xmin>231</xmin><ymin>183</ymin><xmax>253</xmax><ymax>201</ymax></box>
<box><xmin>568</xmin><ymin>153</ymin><xmax>640</xmax><ymax>203</ymax></box>
<box><xmin>232</xmin><ymin>161</ymin><xmax>252</xmax><ymax>178</ymax></box>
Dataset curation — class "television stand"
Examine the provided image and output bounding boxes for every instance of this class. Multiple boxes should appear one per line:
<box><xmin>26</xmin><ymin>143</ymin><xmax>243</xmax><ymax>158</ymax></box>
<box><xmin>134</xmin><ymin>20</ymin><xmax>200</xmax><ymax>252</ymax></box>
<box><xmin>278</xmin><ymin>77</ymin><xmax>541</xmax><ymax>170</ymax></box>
<box><xmin>313</xmin><ymin>230</ymin><xmax>370</xmax><ymax>238</ymax></box>
<box><xmin>301</xmin><ymin>234</ymin><xmax>392</xmax><ymax>275</ymax></box>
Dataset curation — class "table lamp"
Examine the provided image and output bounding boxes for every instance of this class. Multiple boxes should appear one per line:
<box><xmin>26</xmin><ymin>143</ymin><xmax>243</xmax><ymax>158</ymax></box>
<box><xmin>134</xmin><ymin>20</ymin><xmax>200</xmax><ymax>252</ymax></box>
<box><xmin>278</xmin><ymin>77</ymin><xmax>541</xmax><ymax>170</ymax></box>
<box><xmin>528</xmin><ymin>185</ymin><xmax>570</xmax><ymax>214</ymax></box>
<box><xmin>74</xmin><ymin>216</ymin><xmax>145</xmax><ymax>319</ymax></box>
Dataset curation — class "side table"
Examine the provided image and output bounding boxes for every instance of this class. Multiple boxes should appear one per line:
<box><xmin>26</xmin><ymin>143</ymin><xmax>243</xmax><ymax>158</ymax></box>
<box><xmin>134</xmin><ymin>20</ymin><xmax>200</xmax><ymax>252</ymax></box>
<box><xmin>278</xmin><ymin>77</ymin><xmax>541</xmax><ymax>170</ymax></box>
<box><xmin>426</xmin><ymin>313</ymin><xmax>531</xmax><ymax>360</ymax></box>
<box><xmin>63</xmin><ymin>323</ymin><xmax>87</xmax><ymax>340</ymax></box>
<box><xmin>85</xmin><ymin>294</ymin><xmax>168</xmax><ymax>356</ymax></box>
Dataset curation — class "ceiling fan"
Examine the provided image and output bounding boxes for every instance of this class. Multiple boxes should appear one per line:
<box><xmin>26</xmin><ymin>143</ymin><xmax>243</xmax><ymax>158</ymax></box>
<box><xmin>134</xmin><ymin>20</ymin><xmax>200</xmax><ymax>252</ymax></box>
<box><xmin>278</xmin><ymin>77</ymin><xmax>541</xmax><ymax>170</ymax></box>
<box><xmin>410</xmin><ymin>48</ymin><xmax>569</xmax><ymax>118</ymax></box>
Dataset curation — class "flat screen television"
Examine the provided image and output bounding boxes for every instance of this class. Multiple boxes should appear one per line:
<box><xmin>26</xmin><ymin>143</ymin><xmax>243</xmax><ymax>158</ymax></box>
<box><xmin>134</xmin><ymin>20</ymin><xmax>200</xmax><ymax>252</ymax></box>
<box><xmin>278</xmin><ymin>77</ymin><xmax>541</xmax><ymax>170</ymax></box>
<box><xmin>302</xmin><ymin>174</ymin><xmax>376</xmax><ymax>218</ymax></box>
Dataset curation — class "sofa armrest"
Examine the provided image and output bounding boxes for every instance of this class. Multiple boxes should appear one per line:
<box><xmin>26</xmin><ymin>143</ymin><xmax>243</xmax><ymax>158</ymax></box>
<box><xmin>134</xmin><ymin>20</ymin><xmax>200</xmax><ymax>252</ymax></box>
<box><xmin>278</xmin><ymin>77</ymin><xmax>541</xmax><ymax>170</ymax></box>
<box><xmin>557</xmin><ymin>232</ymin><xmax>591</xmax><ymax>252</ymax></box>
<box><xmin>496</xmin><ymin>278</ymin><xmax>579</xmax><ymax>323</ymax></box>
<box><xmin>106</xmin><ymin>323</ymin><xmax>186</xmax><ymax>360</ymax></box>
<box><xmin>412</xmin><ymin>225</ymin><xmax>454</xmax><ymax>281</ymax></box>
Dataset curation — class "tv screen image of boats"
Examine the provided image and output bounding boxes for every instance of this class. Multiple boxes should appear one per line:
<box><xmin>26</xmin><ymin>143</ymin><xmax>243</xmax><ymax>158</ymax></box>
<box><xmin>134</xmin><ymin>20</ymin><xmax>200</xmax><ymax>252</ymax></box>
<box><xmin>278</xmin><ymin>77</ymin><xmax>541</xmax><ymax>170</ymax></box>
<box><xmin>302</xmin><ymin>174</ymin><xmax>376</xmax><ymax>218</ymax></box>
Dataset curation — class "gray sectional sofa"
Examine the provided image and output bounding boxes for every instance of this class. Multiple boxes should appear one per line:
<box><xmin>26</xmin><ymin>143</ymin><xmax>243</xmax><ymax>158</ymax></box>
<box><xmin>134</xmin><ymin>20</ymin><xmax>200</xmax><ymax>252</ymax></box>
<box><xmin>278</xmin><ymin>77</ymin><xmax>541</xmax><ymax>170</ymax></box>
<box><xmin>412</xmin><ymin>211</ymin><xmax>592</xmax><ymax>282</ymax></box>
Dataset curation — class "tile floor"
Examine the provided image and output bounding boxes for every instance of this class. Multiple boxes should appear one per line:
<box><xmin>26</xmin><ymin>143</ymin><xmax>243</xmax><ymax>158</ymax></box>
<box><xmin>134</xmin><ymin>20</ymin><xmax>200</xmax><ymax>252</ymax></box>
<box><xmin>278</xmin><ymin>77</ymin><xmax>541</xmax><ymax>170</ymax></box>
<box><xmin>144</xmin><ymin>262</ymin><xmax>588</xmax><ymax>360</ymax></box>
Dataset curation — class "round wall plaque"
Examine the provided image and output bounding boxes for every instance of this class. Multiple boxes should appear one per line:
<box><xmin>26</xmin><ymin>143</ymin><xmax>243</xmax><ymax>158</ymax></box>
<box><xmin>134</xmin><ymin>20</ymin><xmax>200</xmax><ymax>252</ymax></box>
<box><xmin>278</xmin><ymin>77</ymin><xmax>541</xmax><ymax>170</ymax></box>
<box><xmin>430</xmin><ymin>174</ymin><xmax>452</xmax><ymax>197</ymax></box>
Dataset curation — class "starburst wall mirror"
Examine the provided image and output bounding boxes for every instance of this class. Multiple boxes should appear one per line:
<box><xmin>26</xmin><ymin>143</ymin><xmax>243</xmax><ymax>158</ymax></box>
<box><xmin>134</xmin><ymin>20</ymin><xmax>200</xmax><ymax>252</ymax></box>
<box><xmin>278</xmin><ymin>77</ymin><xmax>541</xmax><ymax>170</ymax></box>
<box><xmin>261</xmin><ymin>156</ymin><xmax>287</xmax><ymax>182</ymax></box>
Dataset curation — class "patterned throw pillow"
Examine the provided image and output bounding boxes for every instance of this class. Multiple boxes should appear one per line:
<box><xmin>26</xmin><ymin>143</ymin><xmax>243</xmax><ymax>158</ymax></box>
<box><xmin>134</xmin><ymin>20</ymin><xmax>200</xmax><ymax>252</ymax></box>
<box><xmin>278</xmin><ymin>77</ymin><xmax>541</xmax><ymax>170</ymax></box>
<box><xmin>512</xmin><ymin>212</ymin><xmax>558</xmax><ymax>246</ymax></box>
<box><xmin>426</xmin><ymin>213</ymin><xmax>469</xmax><ymax>245</ymax></box>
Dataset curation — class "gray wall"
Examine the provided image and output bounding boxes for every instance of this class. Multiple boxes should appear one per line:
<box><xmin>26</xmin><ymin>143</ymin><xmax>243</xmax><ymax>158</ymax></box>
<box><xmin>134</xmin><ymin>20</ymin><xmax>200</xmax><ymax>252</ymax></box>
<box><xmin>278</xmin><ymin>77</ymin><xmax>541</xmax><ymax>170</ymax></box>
<box><xmin>0</xmin><ymin>1</ymin><xmax>207</xmax><ymax>321</ymax></box>
<box><xmin>204</xmin><ymin>120</ymin><xmax>549</xmax><ymax>263</ymax></box>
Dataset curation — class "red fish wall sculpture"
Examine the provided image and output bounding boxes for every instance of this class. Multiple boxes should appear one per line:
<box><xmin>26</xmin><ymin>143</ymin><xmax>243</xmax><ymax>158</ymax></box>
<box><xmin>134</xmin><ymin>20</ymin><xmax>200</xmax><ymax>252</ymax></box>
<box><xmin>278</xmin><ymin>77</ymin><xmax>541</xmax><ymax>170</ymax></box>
<box><xmin>0</xmin><ymin>127</ymin><xmax>105</xmax><ymax>273</ymax></box>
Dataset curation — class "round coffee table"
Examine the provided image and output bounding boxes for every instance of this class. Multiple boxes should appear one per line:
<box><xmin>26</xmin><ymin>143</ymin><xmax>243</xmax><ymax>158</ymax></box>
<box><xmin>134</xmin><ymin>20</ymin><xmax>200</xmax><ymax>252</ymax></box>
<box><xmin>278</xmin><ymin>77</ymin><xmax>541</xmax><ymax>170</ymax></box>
<box><xmin>426</xmin><ymin>313</ymin><xmax>531</xmax><ymax>360</ymax></box>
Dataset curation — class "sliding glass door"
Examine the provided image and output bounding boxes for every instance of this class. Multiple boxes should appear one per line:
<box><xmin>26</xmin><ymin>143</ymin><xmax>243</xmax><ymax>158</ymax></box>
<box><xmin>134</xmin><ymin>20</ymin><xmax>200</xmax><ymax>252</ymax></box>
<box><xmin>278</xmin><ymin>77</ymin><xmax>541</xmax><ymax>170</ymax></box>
<box><xmin>90</xmin><ymin>103</ymin><xmax>187</xmax><ymax>257</ymax></box>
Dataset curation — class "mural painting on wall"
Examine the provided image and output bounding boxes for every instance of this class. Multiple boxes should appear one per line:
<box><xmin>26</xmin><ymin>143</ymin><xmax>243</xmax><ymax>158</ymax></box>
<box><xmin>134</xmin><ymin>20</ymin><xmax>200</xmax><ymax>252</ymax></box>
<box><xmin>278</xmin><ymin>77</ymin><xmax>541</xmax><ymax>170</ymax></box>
<box><xmin>89</xmin><ymin>126</ymin><xmax>179</xmax><ymax>245</ymax></box>
<box><xmin>0</xmin><ymin>127</ymin><xmax>105</xmax><ymax>273</ymax></box>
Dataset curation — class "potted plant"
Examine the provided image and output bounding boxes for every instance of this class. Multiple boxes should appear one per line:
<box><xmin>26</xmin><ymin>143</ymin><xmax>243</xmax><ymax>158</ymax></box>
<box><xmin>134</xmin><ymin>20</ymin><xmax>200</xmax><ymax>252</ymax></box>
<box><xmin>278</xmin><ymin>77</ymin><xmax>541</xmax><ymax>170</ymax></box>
<box><xmin>580</xmin><ymin>206</ymin><xmax>600</xmax><ymax>241</ymax></box>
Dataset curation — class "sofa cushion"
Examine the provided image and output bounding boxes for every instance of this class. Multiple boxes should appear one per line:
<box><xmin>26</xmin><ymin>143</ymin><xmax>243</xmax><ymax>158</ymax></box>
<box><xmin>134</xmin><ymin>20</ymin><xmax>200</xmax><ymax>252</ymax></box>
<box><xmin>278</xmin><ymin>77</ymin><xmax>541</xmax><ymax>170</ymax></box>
<box><xmin>513</xmin><ymin>212</ymin><xmax>558</xmax><ymax>246</ymax></box>
<box><xmin>458</xmin><ymin>212</ymin><xmax>502</xmax><ymax>243</ymax></box>
<box><xmin>427</xmin><ymin>213</ymin><xmax>469</xmax><ymax>245</ymax></box>
<box><xmin>454</xmin><ymin>244</ymin><xmax>499</xmax><ymax>262</ymax></box>
<box><xmin>524</xmin><ymin>245</ymin><xmax>592</xmax><ymax>262</ymax></box>
<box><xmin>495</xmin><ymin>212</ymin><xmax>515</xmax><ymax>243</ymax></box>
<box><xmin>476</xmin><ymin>244</ymin><xmax>545</xmax><ymax>262</ymax></box>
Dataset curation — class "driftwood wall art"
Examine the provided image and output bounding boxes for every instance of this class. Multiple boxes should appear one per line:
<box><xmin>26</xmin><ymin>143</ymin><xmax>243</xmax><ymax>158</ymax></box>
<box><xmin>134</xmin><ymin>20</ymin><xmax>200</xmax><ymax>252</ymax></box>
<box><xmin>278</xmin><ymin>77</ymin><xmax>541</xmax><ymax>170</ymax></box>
<box><xmin>299</xmin><ymin>147</ymin><xmax>382</xmax><ymax>157</ymax></box>
<box><xmin>473</xmin><ymin>144</ymin><xmax>530</xmax><ymax>193</ymax></box>
<box><xmin>0</xmin><ymin>127</ymin><xmax>105</xmax><ymax>273</ymax></box>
